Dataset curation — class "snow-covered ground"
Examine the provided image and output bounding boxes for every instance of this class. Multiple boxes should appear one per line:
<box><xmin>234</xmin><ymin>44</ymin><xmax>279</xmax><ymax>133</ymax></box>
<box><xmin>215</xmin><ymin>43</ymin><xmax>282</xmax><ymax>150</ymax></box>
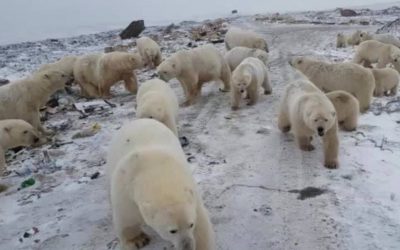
<box><xmin>0</xmin><ymin>5</ymin><xmax>400</xmax><ymax>250</ymax></box>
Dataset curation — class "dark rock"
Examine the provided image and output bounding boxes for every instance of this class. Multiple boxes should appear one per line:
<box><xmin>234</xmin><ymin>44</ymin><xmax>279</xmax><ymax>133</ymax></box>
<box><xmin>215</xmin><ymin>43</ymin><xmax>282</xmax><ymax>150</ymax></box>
<box><xmin>0</xmin><ymin>78</ymin><xmax>9</xmax><ymax>85</ymax></box>
<box><xmin>164</xmin><ymin>23</ymin><xmax>178</xmax><ymax>34</ymax></box>
<box><xmin>90</xmin><ymin>172</ymin><xmax>100</xmax><ymax>180</ymax></box>
<box><xmin>232</xmin><ymin>10</ymin><xmax>238</xmax><ymax>14</ymax></box>
<box><xmin>23</xmin><ymin>232</ymin><xmax>31</xmax><ymax>238</ymax></box>
<box><xmin>359</xmin><ymin>21</ymin><xmax>370</xmax><ymax>25</ymax></box>
<box><xmin>340</xmin><ymin>9</ymin><xmax>358</xmax><ymax>17</ymax></box>
<box><xmin>120</xmin><ymin>20</ymin><xmax>145</xmax><ymax>39</ymax></box>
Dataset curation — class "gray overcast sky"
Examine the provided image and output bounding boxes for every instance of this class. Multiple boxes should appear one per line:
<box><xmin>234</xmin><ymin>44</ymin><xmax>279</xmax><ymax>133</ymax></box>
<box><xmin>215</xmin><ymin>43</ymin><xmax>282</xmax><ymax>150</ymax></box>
<box><xmin>0</xmin><ymin>0</ymin><xmax>398</xmax><ymax>44</ymax></box>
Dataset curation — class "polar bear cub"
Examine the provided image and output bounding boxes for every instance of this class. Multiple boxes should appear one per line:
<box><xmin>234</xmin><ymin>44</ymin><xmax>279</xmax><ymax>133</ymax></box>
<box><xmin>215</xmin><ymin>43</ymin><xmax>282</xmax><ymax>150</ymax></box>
<box><xmin>326</xmin><ymin>91</ymin><xmax>359</xmax><ymax>131</ymax></box>
<box><xmin>73</xmin><ymin>51</ymin><xmax>143</xmax><ymax>98</ymax></box>
<box><xmin>136</xmin><ymin>79</ymin><xmax>179</xmax><ymax>135</ymax></box>
<box><xmin>0</xmin><ymin>119</ymin><xmax>40</xmax><ymax>175</ymax></box>
<box><xmin>359</xmin><ymin>32</ymin><xmax>400</xmax><ymax>48</ymax></box>
<box><xmin>231</xmin><ymin>57</ymin><xmax>272</xmax><ymax>110</ymax></box>
<box><xmin>290</xmin><ymin>56</ymin><xmax>375</xmax><ymax>112</ymax></box>
<box><xmin>157</xmin><ymin>44</ymin><xmax>231</xmax><ymax>107</ymax></box>
<box><xmin>278</xmin><ymin>79</ymin><xmax>339</xmax><ymax>169</ymax></box>
<box><xmin>0</xmin><ymin>70</ymin><xmax>71</xmax><ymax>135</ymax></box>
<box><xmin>371</xmin><ymin>67</ymin><xmax>399</xmax><ymax>96</ymax></box>
<box><xmin>107</xmin><ymin>119</ymin><xmax>215</xmax><ymax>250</ymax></box>
<box><xmin>224</xmin><ymin>46</ymin><xmax>268</xmax><ymax>71</ymax></box>
<box><xmin>225</xmin><ymin>27</ymin><xmax>269</xmax><ymax>52</ymax></box>
<box><xmin>353</xmin><ymin>40</ymin><xmax>400</xmax><ymax>72</ymax></box>
<box><xmin>136</xmin><ymin>36</ymin><xmax>162</xmax><ymax>68</ymax></box>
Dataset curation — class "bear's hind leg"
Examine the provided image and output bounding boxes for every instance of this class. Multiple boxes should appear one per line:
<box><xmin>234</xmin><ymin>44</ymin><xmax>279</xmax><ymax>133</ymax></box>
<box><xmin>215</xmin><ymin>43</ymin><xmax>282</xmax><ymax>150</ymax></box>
<box><xmin>123</xmin><ymin>73</ymin><xmax>138</xmax><ymax>95</ymax></box>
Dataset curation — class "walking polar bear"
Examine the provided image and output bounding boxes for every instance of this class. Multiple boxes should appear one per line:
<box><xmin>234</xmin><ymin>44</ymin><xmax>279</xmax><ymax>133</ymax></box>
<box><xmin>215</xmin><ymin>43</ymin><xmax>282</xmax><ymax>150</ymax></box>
<box><xmin>224</xmin><ymin>46</ymin><xmax>269</xmax><ymax>71</ymax></box>
<box><xmin>359</xmin><ymin>32</ymin><xmax>400</xmax><ymax>48</ymax></box>
<box><xmin>371</xmin><ymin>67</ymin><xmax>399</xmax><ymax>97</ymax></box>
<box><xmin>0</xmin><ymin>70</ymin><xmax>71</xmax><ymax>135</ymax></box>
<box><xmin>73</xmin><ymin>51</ymin><xmax>143</xmax><ymax>98</ymax></box>
<box><xmin>107</xmin><ymin>119</ymin><xmax>215</xmax><ymax>250</ymax></box>
<box><xmin>157</xmin><ymin>44</ymin><xmax>231</xmax><ymax>107</ymax></box>
<box><xmin>353</xmin><ymin>40</ymin><xmax>400</xmax><ymax>72</ymax></box>
<box><xmin>136</xmin><ymin>36</ymin><xmax>162</xmax><ymax>68</ymax></box>
<box><xmin>225</xmin><ymin>27</ymin><xmax>269</xmax><ymax>52</ymax></box>
<box><xmin>231</xmin><ymin>57</ymin><xmax>272</xmax><ymax>110</ymax></box>
<box><xmin>326</xmin><ymin>91</ymin><xmax>359</xmax><ymax>131</ymax></box>
<box><xmin>278</xmin><ymin>79</ymin><xmax>339</xmax><ymax>169</ymax></box>
<box><xmin>137</xmin><ymin>79</ymin><xmax>179</xmax><ymax>135</ymax></box>
<box><xmin>290</xmin><ymin>56</ymin><xmax>375</xmax><ymax>112</ymax></box>
<box><xmin>0</xmin><ymin>119</ymin><xmax>40</xmax><ymax>175</ymax></box>
<box><xmin>336</xmin><ymin>31</ymin><xmax>363</xmax><ymax>48</ymax></box>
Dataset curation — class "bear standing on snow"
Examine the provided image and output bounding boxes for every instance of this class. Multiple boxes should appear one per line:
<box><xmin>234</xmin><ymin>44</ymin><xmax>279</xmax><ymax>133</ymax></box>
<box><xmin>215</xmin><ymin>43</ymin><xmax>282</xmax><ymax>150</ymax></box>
<box><xmin>290</xmin><ymin>56</ymin><xmax>375</xmax><ymax>112</ymax></box>
<box><xmin>157</xmin><ymin>44</ymin><xmax>231</xmax><ymax>107</ymax></box>
<box><xmin>136</xmin><ymin>36</ymin><xmax>162</xmax><ymax>69</ymax></box>
<box><xmin>336</xmin><ymin>33</ymin><xmax>349</xmax><ymax>48</ymax></box>
<box><xmin>136</xmin><ymin>79</ymin><xmax>179</xmax><ymax>135</ymax></box>
<box><xmin>224</xmin><ymin>46</ymin><xmax>269</xmax><ymax>71</ymax></box>
<box><xmin>231</xmin><ymin>57</ymin><xmax>272</xmax><ymax>110</ymax></box>
<box><xmin>225</xmin><ymin>27</ymin><xmax>269</xmax><ymax>52</ymax></box>
<box><xmin>359</xmin><ymin>32</ymin><xmax>400</xmax><ymax>48</ymax></box>
<box><xmin>353</xmin><ymin>40</ymin><xmax>400</xmax><ymax>72</ymax></box>
<box><xmin>371</xmin><ymin>67</ymin><xmax>399</xmax><ymax>97</ymax></box>
<box><xmin>0</xmin><ymin>119</ymin><xmax>40</xmax><ymax>175</ymax></box>
<box><xmin>326</xmin><ymin>91</ymin><xmax>359</xmax><ymax>131</ymax></box>
<box><xmin>0</xmin><ymin>70</ymin><xmax>71</xmax><ymax>135</ymax></box>
<box><xmin>107</xmin><ymin>119</ymin><xmax>215</xmax><ymax>250</ymax></box>
<box><xmin>278</xmin><ymin>79</ymin><xmax>339</xmax><ymax>169</ymax></box>
<box><xmin>73</xmin><ymin>51</ymin><xmax>143</xmax><ymax>98</ymax></box>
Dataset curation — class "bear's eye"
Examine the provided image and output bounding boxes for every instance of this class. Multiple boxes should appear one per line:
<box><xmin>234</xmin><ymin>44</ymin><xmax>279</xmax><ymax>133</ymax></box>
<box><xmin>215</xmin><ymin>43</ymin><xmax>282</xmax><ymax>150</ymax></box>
<box><xmin>149</xmin><ymin>116</ymin><xmax>153</xmax><ymax>119</ymax></box>
<box><xmin>23</xmin><ymin>130</ymin><xmax>28</xmax><ymax>134</ymax></box>
<box><xmin>314</xmin><ymin>119</ymin><xmax>318</xmax><ymax>122</ymax></box>
<box><xmin>298</xmin><ymin>60</ymin><xmax>302</xmax><ymax>64</ymax></box>
<box><xmin>395</xmin><ymin>59</ymin><xmax>398</xmax><ymax>62</ymax></box>
<box><xmin>61</xmin><ymin>74</ymin><xmax>66</xmax><ymax>77</ymax></box>
<box><xmin>189</xmin><ymin>223</ymin><xmax>194</xmax><ymax>228</ymax></box>
<box><xmin>169</xmin><ymin>229</ymin><xmax>178</xmax><ymax>234</ymax></box>
<box><xmin>324</xmin><ymin>119</ymin><xmax>328</xmax><ymax>122</ymax></box>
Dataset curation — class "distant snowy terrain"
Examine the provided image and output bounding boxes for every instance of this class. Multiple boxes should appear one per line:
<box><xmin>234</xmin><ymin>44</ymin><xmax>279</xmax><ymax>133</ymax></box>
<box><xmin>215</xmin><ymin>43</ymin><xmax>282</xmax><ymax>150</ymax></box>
<box><xmin>0</xmin><ymin>4</ymin><xmax>400</xmax><ymax>250</ymax></box>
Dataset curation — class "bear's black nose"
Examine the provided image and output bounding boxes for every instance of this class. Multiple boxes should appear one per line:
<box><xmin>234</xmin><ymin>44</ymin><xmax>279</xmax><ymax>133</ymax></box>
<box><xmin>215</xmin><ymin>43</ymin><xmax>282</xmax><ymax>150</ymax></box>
<box><xmin>34</xmin><ymin>137</ymin><xmax>40</xmax><ymax>143</ymax></box>
<box><xmin>317</xmin><ymin>127</ymin><xmax>324</xmax><ymax>136</ymax></box>
<box><xmin>240</xmin><ymin>90</ymin><xmax>244</xmax><ymax>93</ymax></box>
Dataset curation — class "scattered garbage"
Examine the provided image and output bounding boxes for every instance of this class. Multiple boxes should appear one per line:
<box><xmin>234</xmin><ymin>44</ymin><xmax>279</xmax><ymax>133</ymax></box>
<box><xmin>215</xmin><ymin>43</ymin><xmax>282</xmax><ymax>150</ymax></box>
<box><xmin>72</xmin><ymin>123</ymin><xmax>101</xmax><ymax>139</ymax></box>
<box><xmin>20</xmin><ymin>178</ymin><xmax>36</xmax><ymax>189</ymax></box>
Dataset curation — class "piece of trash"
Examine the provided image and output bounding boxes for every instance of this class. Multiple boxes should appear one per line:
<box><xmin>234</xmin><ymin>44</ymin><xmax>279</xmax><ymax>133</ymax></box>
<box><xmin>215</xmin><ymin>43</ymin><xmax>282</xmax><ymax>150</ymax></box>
<box><xmin>90</xmin><ymin>172</ymin><xmax>100</xmax><ymax>180</ymax></box>
<box><xmin>20</xmin><ymin>178</ymin><xmax>35</xmax><ymax>189</ymax></box>
<box><xmin>23</xmin><ymin>227</ymin><xmax>39</xmax><ymax>238</ymax></box>
<box><xmin>72</xmin><ymin>123</ymin><xmax>101</xmax><ymax>139</ymax></box>
<box><xmin>179</xmin><ymin>136</ymin><xmax>189</xmax><ymax>147</ymax></box>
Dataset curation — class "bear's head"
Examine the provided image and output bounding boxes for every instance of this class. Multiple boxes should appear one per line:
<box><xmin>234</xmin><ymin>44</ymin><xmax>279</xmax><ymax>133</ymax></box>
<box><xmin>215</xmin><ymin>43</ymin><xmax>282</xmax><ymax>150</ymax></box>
<box><xmin>359</xmin><ymin>31</ymin><xmax>371</xmax><ymax>42</ymax></box>
<box><xmin>157</xmin><ymin>58</ymin><xmax>180</xmax><ymax>82</ymax></box>
<box><xmin>289</xmin><ymin>56</ymin><xmax>308</xmax><ymax>72</ymax></box>
<box><xmin>390</xmin><ymin>46</ymin><xmax>400</xmax><ymax>71</ymax></box>
<box><xmin>350</xmin><ymin>30</ymin><xmax>362</xmax><ymax>45</ymax></box>
<box><xmin>304</xmin><ymin>102</ymin><xmax>336</xmax><ymax>137</ymax></box>
<box><xmin>232</xmin><ymin>70</ymin><xmax>252</xmax><ymax>94</ymax></box>
<box><xmin>3</xmin><ymin>120</ymin><xmax>40</xmax><ymax>147</ymax></box>
<box><xmin>139</xmin><ymin>189</ymin><xmax>197</xmax><ymax>250</ymax></box>
<box><xmin>38</xmin><ymin>69</ymin><xmax>72</xmax><ymax>90</ymax></box>
<box><xmin>137</xmin><ymin>95</ymin><xmax>166</xmax><ymax>122</ymax></box>
<box><xmin>252</xmin><ymin>49</ymin><xmax>268</xmax><ymax>65</ymax></box>
<box><xmin>254</xmin><ymin>38</ymin><xmax>268</xmax><ymax>52</ymax></box>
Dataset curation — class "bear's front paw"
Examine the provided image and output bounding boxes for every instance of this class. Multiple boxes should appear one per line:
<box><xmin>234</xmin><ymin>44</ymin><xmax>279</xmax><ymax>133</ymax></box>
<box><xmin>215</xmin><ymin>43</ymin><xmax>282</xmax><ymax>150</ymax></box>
<box><xmin>231</xmin><ymin>106</ymin><xmax>239</xmax><ymax>111</ymax></box>
<box><xmin>130</xmin><ymin>232</ymin><xmax>150</xmax><ymax>249</ymax></box>
<box><xmin>324</xmin><ymin>159</ymin><xmax>338</xmax><ymax>169</ymax></box>
<box><xmin>264</xmin><ymin>90</ymin><xmax>272</xmax><ymax>95</ymax></box>
<box><xmin>300</xmin><ymin>144</ymin><xmax>315</xmax><ymax>151</ymax></box>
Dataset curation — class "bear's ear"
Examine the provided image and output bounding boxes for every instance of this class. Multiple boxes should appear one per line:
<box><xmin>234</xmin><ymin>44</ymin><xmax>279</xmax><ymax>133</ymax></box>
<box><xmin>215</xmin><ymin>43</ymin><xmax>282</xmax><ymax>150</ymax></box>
<box><xmin>3</xmin><ymin>127</ymin><xmax>11</xmax><ymax>133</ymax></box>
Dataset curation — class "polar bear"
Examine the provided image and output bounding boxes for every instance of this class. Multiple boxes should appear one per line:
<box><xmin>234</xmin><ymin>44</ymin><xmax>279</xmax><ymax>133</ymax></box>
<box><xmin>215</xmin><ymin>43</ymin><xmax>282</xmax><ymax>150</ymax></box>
<box><xmin>107</xmin><ymin>119</ymin><xmax>215</xmax><ymax>250</ymax></box>
<box><xmin>353</xmin><ymin>40</ymin><xmax>400</xmax><ymax>71</ymax></box>
<box><xmin>136</xmin><ymin>36</ymin><xmax>162</xmax><ymax>69</ymax></box>
<box><xmin>136</xmin><ymin>79</ymin><xmax>179</xmax><ymax>135</ymax></box>
<box><xmin>290</xmin><ymin>56</ymin><xmax>375</xmax><ymax>112</ymax></box>
<box><xmin>336</xmin><ymin>33</ymin><xmax>349</xmax><ymax>48</ymax></box>
<box><xmin>278</xmin><ymin>79</ymin><xmax>339</xmax><ymax>169</ymax></box>
<box><xmin>231</xmin><ymin>57</ymin><xmax>272</xmax><ymax>110</ymax></box>
<box><xmin>224</xmin><ymin>46</ymin><xmax>268</xmax><ymax>71</ymax></box>
<box><xmin>326</xmin><ymin>91</ymin><xmax>359</xmax><ymax>131</ymax></box>
<box><xmin>0</xmin><ymin>70</ymin><xmax>70</xmax><ymax>135</ymax></box>
<box><xmin>157</xmin><ymin>44</ymin><xmax>231</xmax><ymax>107</ymax></box>
<box><xmin>359</xmin><ymin>32</ymin><xmax>400</xmax><ymax>48</ymax></box>
<box><xmin>349</xmin><ymin>30</ymin><xmax>363</xmax><ymax>46</ymax></box>
<box><xmin>73</xmin><ymin>51</ymin><xmax>143</xmax><ymax>98</ymax></box>
<box><xmin>225</xmin><ymin>27</ymin><xmax>269</xmax><ymax>52</ymax></box>
<box><xmin>371</xmin><ymin>67</ymin><xmax>399</xmax><ymax>96</ymax></box>
<box><xmin>37</xmin><ymin>56</ymin><xmax>78</xmax><ymax>84</ymax></box>
<box><xmin>0</xmin><ymin>119</ymin><xmax>40</xmax><ymax>175</ymax></box>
